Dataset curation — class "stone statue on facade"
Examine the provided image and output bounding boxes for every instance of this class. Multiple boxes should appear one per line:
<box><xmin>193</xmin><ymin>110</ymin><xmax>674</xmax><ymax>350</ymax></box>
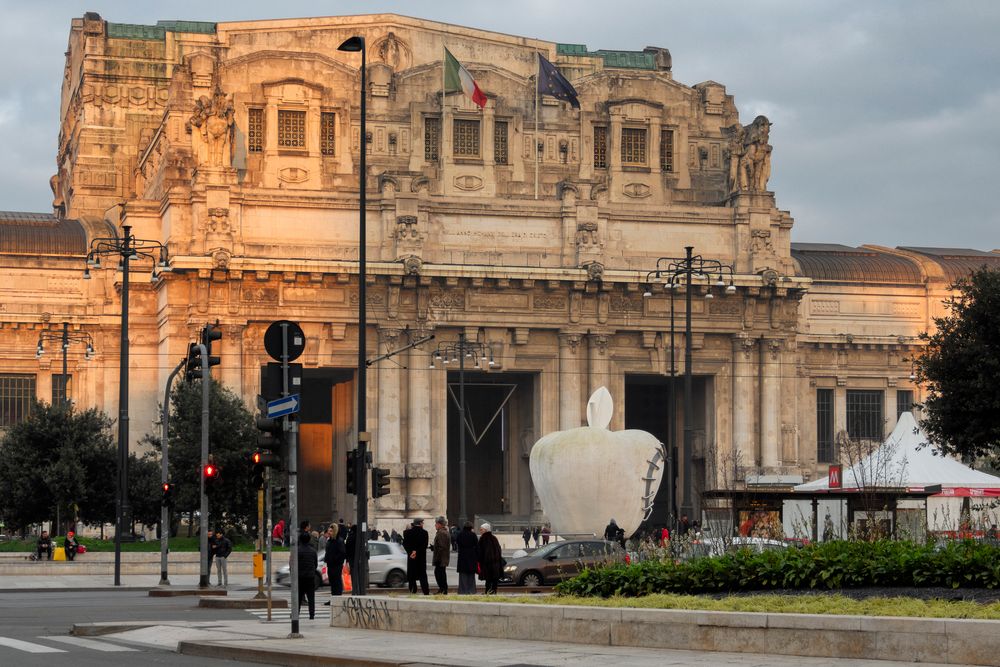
<box><xmin>189</xmin><ymin>89</ymin><xmax>235</xmax><ymax>168</ymax></box>
<box><xmin>726</xmin><ymin>115</ymin><xmax>772</xmax><ymax>193</ymax></box>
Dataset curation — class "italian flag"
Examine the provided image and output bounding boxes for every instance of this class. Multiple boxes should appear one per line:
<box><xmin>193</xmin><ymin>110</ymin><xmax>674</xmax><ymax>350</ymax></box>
<box><xmin>444</xmin><ymin>47</ymin><xmax>487</xmax><ymax>109</ymax></box>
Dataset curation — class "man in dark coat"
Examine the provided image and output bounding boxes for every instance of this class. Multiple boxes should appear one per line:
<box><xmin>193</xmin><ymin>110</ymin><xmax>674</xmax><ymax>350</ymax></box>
<box><xmin>323</xmin><ymin>524</ymin><xmax>347</xmax><ymax>602</ymax></box>
<box><xmin>344</xmin><ymin>524</ymin><xmax>357</xmax><ymax>575</ymax></box>
<box><xmin>432</xmin><ymin>516</ymin><xmax>451</xmax><ymax>594</ymax></box>
<box><xmin>476</xmin><ymin>522</ymin><xmax>503</xmax><ymax>594</ymax></box>
<box><xmin>603</xmin><ymin>519</ymin><xmax>619</xmax><ymax>542</ymax></box>
<box><xmin>402</xmin><ymin>518</ymin><xmax>430</xmax><ymax>595</ymax></box>
<box><xmin>455</xmin><ymin>521</ymin><xmax>478</xmax><ymax>594</ymax></box>
<box><xmin>297</xmin><ymin>532</ymin><xmax>318</xmax><ymax>620</ymax></box>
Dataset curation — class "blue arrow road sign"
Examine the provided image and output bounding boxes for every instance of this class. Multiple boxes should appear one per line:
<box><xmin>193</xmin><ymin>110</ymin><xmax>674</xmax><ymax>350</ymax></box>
<box><xmin>267</xmin><ymin>394</ymin><xmax>300</xmax><ymax>419</ymax></box>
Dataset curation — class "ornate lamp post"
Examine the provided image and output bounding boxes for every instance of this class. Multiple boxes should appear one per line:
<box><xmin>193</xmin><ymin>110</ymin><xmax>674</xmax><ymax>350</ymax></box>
<box><xmin>36</xmin><ymin>322</ymin><xmax>95</xmax><ymax>407</ymax></box>
<box><xmin>643</xmin><ymin>247</ymin><xmax>736</xmax><ymax>526</ymax></box>
<box><xmin>338</xmin><ymin>34</ymin><xmax>369</xmax><ymax>598</ymax></box>
<box><xmin>428</xmin><ymin>333</ymin><xmax>496</xmax><ymax>526</ymax></box>
<box><xmin>84</xmin><ymin>219</ymin><xmax>170</xmax><ymax>586</ymax></box>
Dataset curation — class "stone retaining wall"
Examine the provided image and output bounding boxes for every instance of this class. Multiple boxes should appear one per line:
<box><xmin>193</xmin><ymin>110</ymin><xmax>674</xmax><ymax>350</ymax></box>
<box><xmin>329</xmin><ymin>596</ymin><xmax>1000</xmax><ymax>666</ymax></box>
<box><xmin>0</xmin><ymin>551</ymin><xmax>258</xmax><ymax>576</ymax></box>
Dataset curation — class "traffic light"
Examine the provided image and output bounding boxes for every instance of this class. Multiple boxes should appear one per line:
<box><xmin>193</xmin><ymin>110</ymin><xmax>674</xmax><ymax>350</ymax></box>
<box><xmin>255</xmin><ymin>416</ymin><xmax>285</xmax><ymax>464</ymax></box>
<box><xmin>272</xmin><ymin>485</ymin><xmax>288</xmax><ymax>510</ymax></box>
<box><xmin>250</xmin><ymin>452</ymin><xmax>265</xmax><ymax>489</ymax></box>
<box><xmin>346</xmin><ymin>449</ymin><xmax>358</xmax><ymax>495</ymax></box>
<box><xmin>161</xmin><ymin>482</ymin><xmax>174</xmax><ymax>507</ymax></box>
<box><xmin>184</xmin><ymin>342</ymin><xmax>202</xmax><ymax>382</ymax></box>
<box><xmin>200</xmin><ymin>323</ymin><xmax>222</xmax><ymax>369</ymax></box>
<box><xmin>203</xmin><ymin>462</ymin><xmax>220</xmax><ymax>490</ymax></box>
<box><xmin>372</xmin><ymin>467</ymin><xmax>390</xmax><ymax>498</ymax></box>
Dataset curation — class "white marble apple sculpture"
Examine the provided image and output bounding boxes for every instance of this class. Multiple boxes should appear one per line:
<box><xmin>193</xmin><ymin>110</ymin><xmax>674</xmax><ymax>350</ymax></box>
<box><xmin>529</xmin><ymin>387</ymin><xmax>665</xmax><ymax>538</ymax></box>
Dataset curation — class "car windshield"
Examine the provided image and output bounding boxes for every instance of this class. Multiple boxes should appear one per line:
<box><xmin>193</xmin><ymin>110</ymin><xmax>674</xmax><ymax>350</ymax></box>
<box><xmin>523</xmin><ymin>542</ymin><xmax>561</xmax><ymax>558</ymax></box>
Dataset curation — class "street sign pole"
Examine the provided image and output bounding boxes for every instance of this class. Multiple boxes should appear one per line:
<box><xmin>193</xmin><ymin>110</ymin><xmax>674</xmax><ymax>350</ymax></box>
<box><xmin>265</xmin><ymin>466</ymin><xmax>273</xmax><ymax>621</ymax></box>
<box><xmin>198</xmin><ymin>342</ymin><xmax>211</xmax><ymax>589</ymax></box>
<box><xmin>284</xmin><ymin>322</ymin><xmax>301</xmax><ymax>638</ymax></box>
<box><xmin>255</xmin><ymin>484</ymin><xmax>265</xmax><ymax>599</ymax></box>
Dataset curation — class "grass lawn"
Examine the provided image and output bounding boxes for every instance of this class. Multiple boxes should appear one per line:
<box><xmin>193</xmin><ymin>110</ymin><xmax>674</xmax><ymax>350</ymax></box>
<box><xmin>0</xmin><ymin>536</ymin><xmax>286</xmax><ymax>552</ymax></box>
<box><xmin>442</xmin><ymin>592</ymin><xmax>1000</xmax><ymax>620</ymax></box>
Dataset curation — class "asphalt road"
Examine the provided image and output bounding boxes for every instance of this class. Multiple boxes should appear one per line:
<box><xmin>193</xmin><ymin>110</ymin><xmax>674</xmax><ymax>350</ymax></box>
<box><xmin>0</xmin><ymin>589</ymin><xmax>275</xmax><ymax>666</ymax></box>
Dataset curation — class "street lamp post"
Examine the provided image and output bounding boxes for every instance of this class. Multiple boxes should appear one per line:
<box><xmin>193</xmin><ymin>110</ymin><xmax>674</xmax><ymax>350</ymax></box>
<box><xmin>84</xmin><ymin>218</ymin><xmax>171</xmax><ymax>586</ymax></box>
<box><xmin>643</xmin><ymin>247</ymin><xmax>736</xmax><ymax>525</ymax></box>
<box><xmin>338</xmin><ymin>34</ymin><xmax>369</xmax><ymax>597</ymax></box>
<box><xmin>428</xmin><ymin>333</ymin><xmax>496</xmax><ymax>526</ymax></box>
<box><xmin>35</xmin><ymin>322</ymin><xmax>95</xmax><ymax>407</ymax></box>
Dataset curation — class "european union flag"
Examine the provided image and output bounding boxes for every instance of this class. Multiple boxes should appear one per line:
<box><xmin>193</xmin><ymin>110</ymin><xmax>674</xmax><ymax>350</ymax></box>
<box><xmin>537</xmin><ymin>53</ymin><xmax>580</xmax><ymax>109</ymax></box>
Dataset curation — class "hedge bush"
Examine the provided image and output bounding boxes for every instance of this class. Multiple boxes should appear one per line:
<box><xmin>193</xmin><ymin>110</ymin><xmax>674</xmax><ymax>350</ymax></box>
<box><xmin>555</xmin><ymin>540</ymin><xmax>1000</xmax><ymax>598</ymax></box>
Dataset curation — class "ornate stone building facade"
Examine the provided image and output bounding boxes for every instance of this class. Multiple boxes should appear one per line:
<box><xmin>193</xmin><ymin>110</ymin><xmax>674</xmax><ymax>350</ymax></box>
<box><xmin>1</xmin><ymin>13</ymin><xmax>998</xmax><ymax>529</ymax></box>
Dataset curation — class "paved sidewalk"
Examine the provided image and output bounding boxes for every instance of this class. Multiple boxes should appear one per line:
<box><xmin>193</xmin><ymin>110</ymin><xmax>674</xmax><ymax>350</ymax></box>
<box><xmin>76</xmin><ymin>616</ymin><xmax>973</xmax><ymax>667</ymax></box>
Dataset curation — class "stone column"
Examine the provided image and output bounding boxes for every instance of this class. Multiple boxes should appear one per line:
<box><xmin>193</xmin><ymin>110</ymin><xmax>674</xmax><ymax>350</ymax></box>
<box><xmin>406</xmin><ymin>340</ymin><xmax>435</xmax><ymax>514</ymax></box>
<box><xmin>587</xmin><ymin>332</ymin><xmax>610</xmax><ymax>402</ymax></box>
<box><xmin>558</xmin><ymin>332</ymin><xmax>583</xmax><ymax>429</ymax></box>
<box><xmin>376</xmin><ymin>327</ymin><xmax>403</xmax><ymax>464</ymax></box>
<box><xmin>761</xmin><ymin>338</ymin><xmax>782</xmax><ymax>468</ymax></box>
<box><xmin>731</xmin><ymin>335</ymin><xmax>756</xmax><ymax>468</ymax></box>
<box><xmin>223</xmin><ymin>324</ymin><xmax>244</xmax><ymax>394</ymax></box>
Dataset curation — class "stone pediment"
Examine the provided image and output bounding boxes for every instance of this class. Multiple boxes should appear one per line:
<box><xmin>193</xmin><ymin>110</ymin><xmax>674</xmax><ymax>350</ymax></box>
<box><xmin>222</xmin><ymin>50</ymin><xmax>359</xmax><ymax>79</ymax></box>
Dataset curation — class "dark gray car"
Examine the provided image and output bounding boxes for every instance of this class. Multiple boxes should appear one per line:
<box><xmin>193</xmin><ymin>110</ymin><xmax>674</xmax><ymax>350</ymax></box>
<box><xmin>501</xmin><ymin>539</ymin><xmax>627</xmax><ymax>586</ymax></box>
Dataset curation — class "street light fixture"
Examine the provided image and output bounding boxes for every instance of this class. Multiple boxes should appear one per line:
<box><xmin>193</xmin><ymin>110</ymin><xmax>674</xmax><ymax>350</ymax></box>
<box><xmin>35</xmin><ymin>322</ymin><xmax>96</xmax><ymax>406</ymax></box>
<box><xmin>84</xmin><ymin>216</ymin><xmax>170</xmax><ymax>587</ymax></box>
<box><xmin>338</xmin><ymin>34</ymin><xmax>369</xmax><ymax>600</ymax></box>
<box><xmin>643</xmin><ymin>246</ymin><xmax>737</xmax><ymax>527</ymax></box>
<box><xmin>428</xmin><ymin>333</ymin><xmax>496</xmax><ymax>527</ymax></box>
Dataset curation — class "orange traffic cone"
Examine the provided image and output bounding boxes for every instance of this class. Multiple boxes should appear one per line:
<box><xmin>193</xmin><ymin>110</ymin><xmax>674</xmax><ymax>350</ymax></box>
<box><xmin>342</xmin><ymin>564</ymin><xmax>352</xmax><ymax>593</ymax></box>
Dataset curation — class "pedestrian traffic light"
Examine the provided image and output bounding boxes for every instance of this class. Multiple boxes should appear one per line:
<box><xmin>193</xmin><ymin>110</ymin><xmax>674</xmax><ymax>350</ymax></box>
<box><xmin>346</xmin><ymin>449</ymin><xmax>358</xmax><ymax>495</ymax></box>
<box><xmin>184</xmin><ymin>342</ymin><xmax>202</xmax><ymax>382</ymax></box>
<box><xmin>255</xmin><ymin>416</ymin><xmax>285</xmax><ymax>464</ymax></box>
<box><xmin>161</xmin><ymin>482</ymin><xmax>174</xmax><ymax>507</ymax></box>
<box><xmin>250</xmin><ymin>452</ymin><xmax>265</xmax><ymax>489</ymax></box>
<box><xmin>372</xmin><ymin>467</ymin><xmax>390</xmax><ymax>498</ymax></box>
<box><xmin>203</xmin><ymin>462</ymin><xmax>220</xmax><ymax>490</ymax></box>
<box><xmin>201</xmin><ymin>322</ymin><xmax>222</xmax><ymax>369</ymax></box>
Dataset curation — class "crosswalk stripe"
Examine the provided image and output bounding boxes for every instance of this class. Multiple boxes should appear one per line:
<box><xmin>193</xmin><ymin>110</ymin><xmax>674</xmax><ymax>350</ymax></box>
<box><xmin>40</xmin><ymin>635</ymin><xmax>138</xmax><ymax>652</ymax></box>
<box><xmin>0</xmin><ymin>636</ymin><xmax>66</xmax><ymax>653</ymax></box>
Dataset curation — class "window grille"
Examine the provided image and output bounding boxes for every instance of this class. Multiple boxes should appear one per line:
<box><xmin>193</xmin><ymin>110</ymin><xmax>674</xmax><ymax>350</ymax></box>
<box><xmin>453</xmin><ymin>119</ymin><xmax>480</xmax><ymax>157</ymax></box>
<box><xmin>320</xmin><ymin>112</ymin><xmax>336</xmax><ymax>155</ymax></box>
<box><xmin>896</xmin><ymin>390</ymin><xmax>914</xmax><ymax>418</ymax></box>
<box><xmin>847</xmin><ymin>390</ymin><xmax>884</xmax><ymax>442</ymax></box>
<box><xmin>0</xmin><ymin>374</ymin><xmax>35</xmax><ymax>427</ymax></box>
<box><xmin>248</xmin><ymin>108</ymin><xmax>264</xmax><ymax>153</ymax></box>
<box><xmin>621</xmin><ymin>127</ymin><xmax>647</xmax><ymax>165</ymax></box>
<box><xmin>660</xmin><ymin>129</ymin><xmax>674</xmax><ymax>172</ymax></box>
<box><xmin>424</xmin><ymin>116</ymin><xmax>440</xmax><ymax>161</ymax></box>
<box><xmin>494</xmin><ymin>120</ymin><xmax>508</xmax><ymax>164</ymax></box>
<box><xmin>593</xmin><ymin>126</ymin><xmax>608</xmax><ymax>168</ymax></box>
<box><xmin>817</xmin><ymin>389</ymin><xmax>835</xmax><ymax>463</ymax></box>
<box><xmin>277</xmin><ymin>110</ymin><xmax>306</xmax><ymax>148</ymax></box>
<box><xmin>51</xmin><ymin>374</ymin><xmax>71</xmax><ymax>407</ymax></box>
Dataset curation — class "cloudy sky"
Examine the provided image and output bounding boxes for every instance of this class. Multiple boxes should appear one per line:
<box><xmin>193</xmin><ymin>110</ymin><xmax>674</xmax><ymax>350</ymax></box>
<box><xmin>2</xmin><ymin>1</ymin><xmax>997</xmax><ymax>249</ymax></box>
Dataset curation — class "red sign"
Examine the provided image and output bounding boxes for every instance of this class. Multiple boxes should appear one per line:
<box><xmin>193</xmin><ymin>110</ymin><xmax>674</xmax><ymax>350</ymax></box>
<box><xmin>828</xmin><ymin>464</ymin><xmax>843</xmax><ymax>489</ymax></box>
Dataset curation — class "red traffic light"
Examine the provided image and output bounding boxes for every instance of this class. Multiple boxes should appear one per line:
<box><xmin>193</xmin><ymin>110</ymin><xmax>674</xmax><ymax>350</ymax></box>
<box><xmin>252</xmin><ymin>451</ymin><xmax>262</xmax><ymax>465</ymax></box>
<box><xmin>204</xmin><ymin>463</ymin><xmax>219</xmax><ymax>479</ymax></box>
<box><xmin>162</xmin><ymin>482</ymin><xmax>171</xmax><ymax>492</ymax></box>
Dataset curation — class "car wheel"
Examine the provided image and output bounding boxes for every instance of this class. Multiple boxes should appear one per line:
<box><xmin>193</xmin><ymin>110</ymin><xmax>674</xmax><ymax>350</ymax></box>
<box><xmin>384</xmin><ymin>569</ymin><xmax>406</xmax><ymax>588</ymax></box>
<box><xmin>519</xmin><ymin>571</ymin><xmax>543</xmax><ymax>587</ymax></box>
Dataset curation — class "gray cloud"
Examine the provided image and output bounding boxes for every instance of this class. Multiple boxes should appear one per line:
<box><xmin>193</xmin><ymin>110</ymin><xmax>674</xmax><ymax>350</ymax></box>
<box><xmin>1</xmin><ymin>0</ymin><xmax>996</xmax><ymax>249</ymax></box>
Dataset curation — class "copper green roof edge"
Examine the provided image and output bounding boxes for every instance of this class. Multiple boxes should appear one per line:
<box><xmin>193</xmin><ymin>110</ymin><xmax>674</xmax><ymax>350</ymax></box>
<box><xmin>156</xmin><ymin>20</ymin><xmax>217</xmax><ymax>34</ymax></box>
<box><xmin>107</xmin><ymin>23</ymin><xmax>166</xmax><ymax>41</ymax></box>
<box><xmin>556</xmin><ymin>44</ymin><xmax>656</xmax><ymax>70</ymax></box>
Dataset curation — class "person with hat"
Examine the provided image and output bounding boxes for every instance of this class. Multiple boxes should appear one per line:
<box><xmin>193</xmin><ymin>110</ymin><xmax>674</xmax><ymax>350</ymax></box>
<box><xmin>64</xmin><ymin>531</ymin><xmax>80</xmax><ymax>561</ymax></box>
<box><xmin>402</xmin><ymin>518</ymin><xmax>430</xmax><ymax>595</ymax></box>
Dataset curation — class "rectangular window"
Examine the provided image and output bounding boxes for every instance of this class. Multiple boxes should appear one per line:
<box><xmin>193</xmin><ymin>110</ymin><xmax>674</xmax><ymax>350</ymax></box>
<box><xmin>660</xmin><ymin>129</ymin><xmax>674</xmax><ymax>172</ymax></box>
<box><xmin>0</xmin><ymin>373</ymin><xmax>35</xmax><ymax>427</ymax></box>
<box><xmin>320</xmin><ymin>112</ymin><xmax>336</xmax><ymax>155</ymax></box>
<box><xmin>817</xmin><ymin>389</ymin><xmax>835</xmax><ymax>463</ymax></box>
<box><xmin>248</xmin><ymin>108</ymin><xmax>264</xmax><ymax>153</ymax></box>
<box><xmin>494</xmin><ymin>120</ymin><xmax>508</xmax><ymax>165</ymax></box>
<box><xmin>51</xmin><ymin>374</ymin><xmax>71</xmax><ymax>407</ymax></box>
<box><xmin>896</xmin><ymin>390</ymin><xmax>914</xmax><ymax>418</ymax></box>
<box><xmin>847</xmin><ymin>389</ymin><xmax>884</xmax><ymax>441</ymax></box>
<box><xmin>621</xmin><ymin>127</ymin><xmax>647</xmax><ymax>165</ymax></box>
<box><xmin>424</xmin><ymin>116</ymin><xmax>440</xmax><ymax>162</ymax></box>
<box><xmin>594</xmin><ymin>126</ymin><xmax>608</xmax><ymax>168</ymax></box>
<box><xmin>277</xmin><ymin>110</ymin><xmax>306</xmax><ymax>148</ymax></box>
<box><xmin>453</xmin><ymin>119</ymin><xmax>480</xmax><ymax>157</ymax></box>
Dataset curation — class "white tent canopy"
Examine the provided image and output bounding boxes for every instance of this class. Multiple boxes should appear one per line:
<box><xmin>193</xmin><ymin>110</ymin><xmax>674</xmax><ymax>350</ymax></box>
<box><xmin>794</xmin><ymin>412</ymin><xmax>1000</xmax><ymax>492</ymax></box>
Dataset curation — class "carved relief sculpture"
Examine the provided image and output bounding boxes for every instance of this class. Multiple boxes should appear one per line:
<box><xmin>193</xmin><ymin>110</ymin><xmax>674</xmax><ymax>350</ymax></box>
<box><xmin>189</xmin><ymin>89</ymin><xmax>235</xmax><ymax>168</ymax></box>
<box><xmin>726</xmin><ymin>115</ymin><xmax>772</xmax><ymax>193</ymax></box>
<box><xmin>575</xmin><ymin>220</ymin><xmax>599</xmax><ymax>247</ymax></box>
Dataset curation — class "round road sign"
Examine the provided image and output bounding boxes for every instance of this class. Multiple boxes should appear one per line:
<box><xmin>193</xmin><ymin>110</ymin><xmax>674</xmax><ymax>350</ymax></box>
<box><xmin>264</xmin><ymin>320</ymin><xmax>306</xmax><ymax>362</ymax></box>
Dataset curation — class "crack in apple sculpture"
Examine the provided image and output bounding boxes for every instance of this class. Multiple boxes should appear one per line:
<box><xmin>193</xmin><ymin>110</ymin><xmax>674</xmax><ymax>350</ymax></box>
<box><xmin>529</xmin><ymin>386</ymin><xmax>666</xmax><ymax>538</ymax></box>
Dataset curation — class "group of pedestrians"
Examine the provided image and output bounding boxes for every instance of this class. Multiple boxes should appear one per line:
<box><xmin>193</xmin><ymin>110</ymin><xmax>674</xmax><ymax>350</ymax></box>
<box><xmin>402</xmin><ymin>517</ymin><xmax>504</xmax><ymax>595</ymax></box>
<box><xmin>207</xmin><ymin>528</ymin><xmax>233</xmax><ymax>586</ymax></box>
<box><xmin>33</xmin><ymin>530</ymin><xmax>80</xmax><ymax>561</ymax></box>
<box><xmin>520</xmin><ymin>525</ymin><xmax>550</xmax><ymax>549</ymax></box>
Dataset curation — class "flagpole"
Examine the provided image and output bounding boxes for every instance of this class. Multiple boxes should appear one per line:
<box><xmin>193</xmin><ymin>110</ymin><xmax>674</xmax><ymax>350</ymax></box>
<box><xmin>534</xmin><ymin>51</ymin><xmax>540</xmax><ymax>200</ymax></box>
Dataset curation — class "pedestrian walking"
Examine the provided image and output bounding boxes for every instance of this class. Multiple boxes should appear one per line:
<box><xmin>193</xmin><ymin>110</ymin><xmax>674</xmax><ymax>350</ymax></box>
<box><xmin>272</xmin><ymin>519</ymin><xmax>285</xmax><ymax>546</ymax></box>
<box><xmin>212</xmin><ymin>529</ymin><xmax>232</xmax><ymax>586</ymax></box>
<box><xmin>521</xmin><ymin>526</ymin><xmax>530</xmax><ymax>549</ymax></box>
<box><xmin>449</xmin><ymin>524</ymin><xmax>459</xmax><ymax>551</ymax></box>
<box><xmin>603</xmin><ymin>519</ymin><xmax>619</xmax><ymax>542</ymax></box>
<box><xmin>344</xmin><ymin>524</ymin><xmax>357</xmax><ymax>574</ymax></box>
<box><xmin>323</xmin><ymin>524</ymin><xmax>347</xmax><ymax>603</ymax></box>
<box><xmin>476</xmin><ymin>522</ymin><xmax>503</xmax><ymax>594</ymax></box>
<box><xmin>541</xmin><ymin>525</ymin><xmax>550</xmax><ymax>545</ymax></box>
<box><xmin>297</xmin><ymin>532</ymin><xmax>318</xmax><ymax>620</ymax></box>
<box><xmin>402</xmin><ymin>518</ymin><xmax>430</xmax><ymax>595</ymax></box>
<box><xmin>532</xmin><ymin>525</ymin><xmax>541</xmax><ymax>548</ymax></box>
<box><xmin>456</xmin><ymin>520</ymin><xmax>478</xmax><ymax>594</ymax></box>
<box><xmin>432</xmin><ymin>516</ymin><xmax>451</xmax><ymax>594</ymax></box>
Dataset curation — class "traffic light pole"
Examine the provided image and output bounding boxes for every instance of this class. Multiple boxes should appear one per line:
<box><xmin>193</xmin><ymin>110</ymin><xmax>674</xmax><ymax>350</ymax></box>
<box><xmin>159</xmin><ymin>357</ymin><xmax>185</xmax><ymax>586</ymax></box>
<box><xmin>283</xmin><ymin>323</ymin><xmax>302</xmax><ymax>637</ymax></box>
<box><xmin>265</xmin><ymin>468</ymin><xmax>273</xmax><ymax>621</ymax></box>
<box><xmin>198</xmin><ymin>342</ymin><xmax>211</xmax><ymax>589</ymax></box>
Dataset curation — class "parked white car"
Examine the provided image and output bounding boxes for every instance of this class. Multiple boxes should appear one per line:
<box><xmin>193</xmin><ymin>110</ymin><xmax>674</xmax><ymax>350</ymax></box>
<box><xmin>275</xmin><ymin>541</ymin><xmax>408</xmax><ymax>588</ymax></box>
<box><xmin>681</xmin><ymin>536</ymin><xmax>789</xmax><ymax>560</ymax></box>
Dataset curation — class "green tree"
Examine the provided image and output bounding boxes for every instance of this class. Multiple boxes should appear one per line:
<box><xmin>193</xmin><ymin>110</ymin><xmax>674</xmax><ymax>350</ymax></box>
<box><xmin>915</xmin><ymin>266</ymin><xmax>1000</xmax><ymax>461</ymax></box>
<box><xmin>144</xmin><ymin>379</ymin><xmax>257</xmax><ymax>533</ymax></box>
<box><xmin>0</xmin><ymin>403</ymin><xmax>116</xmax><ymax>533</ymax></box>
